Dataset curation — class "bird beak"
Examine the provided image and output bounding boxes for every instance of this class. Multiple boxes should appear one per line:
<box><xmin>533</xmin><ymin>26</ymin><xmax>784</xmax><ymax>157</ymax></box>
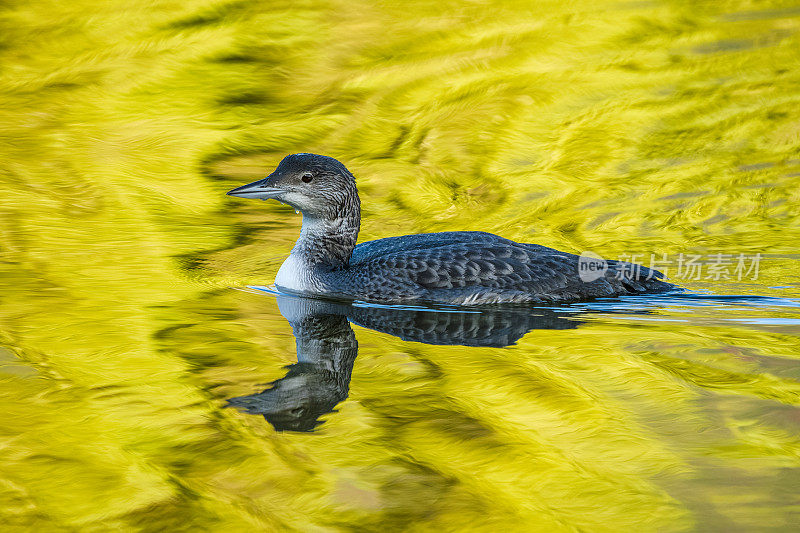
<box><xmin>227</xmin><ymin>177</ymin><xmax>284</xmax><ymax>200</ymax></box>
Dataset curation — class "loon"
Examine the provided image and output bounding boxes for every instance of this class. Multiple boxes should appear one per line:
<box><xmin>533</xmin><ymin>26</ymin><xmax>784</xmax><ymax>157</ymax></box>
<box><xmin>227</xmin><ymin>153</ymin><xmax>677</xmax><ymax>305</ymax></box>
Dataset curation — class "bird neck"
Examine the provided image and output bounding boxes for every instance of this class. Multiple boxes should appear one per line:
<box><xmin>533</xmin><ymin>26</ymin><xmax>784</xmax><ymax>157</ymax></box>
<box><xmin>293</xmin><ymin>211</ymin><xmax>360</xmax><ymax>270</ymax></box>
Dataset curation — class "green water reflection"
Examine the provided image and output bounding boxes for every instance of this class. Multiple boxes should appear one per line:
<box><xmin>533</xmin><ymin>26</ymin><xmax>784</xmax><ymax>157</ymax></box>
<box><xmin>1</xmin><ymin>0</ymin><xmax>799</xmax><ymax>530</ymax></box>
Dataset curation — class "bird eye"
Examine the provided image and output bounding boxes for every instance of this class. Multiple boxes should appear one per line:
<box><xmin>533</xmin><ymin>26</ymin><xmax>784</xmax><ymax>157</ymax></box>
<box><xmin>301</xmin><ymin>173</ymin><xmax>313</xmax><ymax>183</ymax></box>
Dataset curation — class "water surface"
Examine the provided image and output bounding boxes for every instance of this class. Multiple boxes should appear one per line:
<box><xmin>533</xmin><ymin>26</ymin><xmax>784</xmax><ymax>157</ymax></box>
<box><xmin>1</xmin><ymin>0</ymin><xmax>799</xmax><ymax>530</ymax></box>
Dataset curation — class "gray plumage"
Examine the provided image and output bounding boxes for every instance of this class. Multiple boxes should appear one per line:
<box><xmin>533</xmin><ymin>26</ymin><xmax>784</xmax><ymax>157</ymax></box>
<box><xmin>228</xmin><ymin>154</ymin><xmax>678</xmax><ymax>305</ymax></box>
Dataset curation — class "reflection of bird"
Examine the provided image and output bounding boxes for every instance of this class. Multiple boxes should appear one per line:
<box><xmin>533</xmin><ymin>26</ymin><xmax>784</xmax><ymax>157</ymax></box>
<box><xmin>228</xmin><ymin>153</ymin><xmax>677</xmax><ymax>304</ymax></box>
<box><xmin>227</xmin><ymin>294</ymin><xmax>581</xmax><ymax>432</ymax></box>
<box><xmin>227</xmin><ymin>301</ymin><xmax>357</xmax><ymax>432</ymax></box>
<box><xmin>346</xmin><ymin>305</ymin><xmax>578</xmax><ymax>347</ymax></box>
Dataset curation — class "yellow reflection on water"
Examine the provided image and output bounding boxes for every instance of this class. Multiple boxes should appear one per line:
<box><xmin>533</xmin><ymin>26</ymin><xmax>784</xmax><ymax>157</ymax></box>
<box><xmin>1</xmin><ymin>0</ymin><xmax>799</xmax><ymax>530</ymax></box>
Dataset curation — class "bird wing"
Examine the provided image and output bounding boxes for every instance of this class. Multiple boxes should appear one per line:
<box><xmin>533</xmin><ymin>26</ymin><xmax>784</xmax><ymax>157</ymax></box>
<box><xmin>350</xmin><ymin>231</ymin><xmax>528</xmax><ymax>264</ymax></box>
<box><xmin>348</xmin><ymin>240</ymin><xmax>670</xmax><ymax>303</ymax></box>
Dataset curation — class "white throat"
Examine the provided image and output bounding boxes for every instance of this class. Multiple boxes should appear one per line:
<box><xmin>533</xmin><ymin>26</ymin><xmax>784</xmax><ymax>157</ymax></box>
<box><xmin>274</xmin><ymin>215</ymin><xmax>334</xmax><ymax>293</ymax></box>
<box><xmin>274</xmin><ymin>252</ymin><xmax>309</xmax><ymax>292</ymax></box>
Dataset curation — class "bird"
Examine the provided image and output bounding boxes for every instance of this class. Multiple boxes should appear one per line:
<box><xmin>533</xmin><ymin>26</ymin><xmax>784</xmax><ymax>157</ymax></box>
<box><xmin>227</xmin><ymin>153</ymin><xmax>677</xmax><ymax>305</ymax></box>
